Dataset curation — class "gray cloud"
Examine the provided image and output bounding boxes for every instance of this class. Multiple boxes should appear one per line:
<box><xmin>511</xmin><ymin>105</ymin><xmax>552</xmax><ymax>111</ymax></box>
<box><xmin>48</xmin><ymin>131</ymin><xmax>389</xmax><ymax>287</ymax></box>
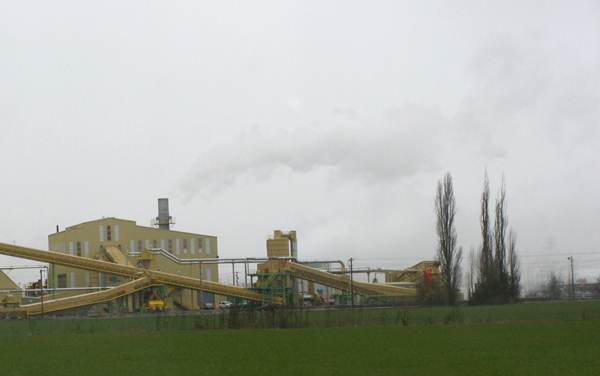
<box><xmin>2</xmin><ymin>2</ymin><xmax>599</xmax><ymax>288</ymax></box>
<box><xmin>454</xmin><ymin>33</ymin><xmax>599</xmax><ymax>162</ymax></box>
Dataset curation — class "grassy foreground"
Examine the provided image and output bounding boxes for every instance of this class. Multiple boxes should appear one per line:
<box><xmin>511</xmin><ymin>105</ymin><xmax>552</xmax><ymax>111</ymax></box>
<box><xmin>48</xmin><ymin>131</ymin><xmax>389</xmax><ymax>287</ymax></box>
<box><xmin>1</xmin><ymin>320</ymin><xmax>599</xmax><ymax>375</ymax></box>
<box><xmin>0</xmin><ymin>301</ymin><xmax>599</xmax><ymax>375</ymax></box>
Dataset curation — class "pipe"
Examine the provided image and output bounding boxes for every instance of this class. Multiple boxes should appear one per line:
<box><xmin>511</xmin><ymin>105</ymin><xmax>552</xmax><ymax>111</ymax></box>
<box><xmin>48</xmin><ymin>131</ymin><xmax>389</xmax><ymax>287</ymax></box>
<box><xmin>0</xmin><ymin>265</ymin><xmax>48</xmax><ymax>270</ymax></box>
<box><xmin>128</xmin><ymin>249</ymin><xmax>269</xmax><ymax>265</ymax></box>
<box><xmin>299</xmin><ymin>259</ymin><xmax>346</xmax><ymax>270</ymax></box>
<box><xmin>1</xmin><ymin>287</ymin><xmax>115</xmax><ymax>293</ymax></box>
<box><xmin>325</xmin><ymin>267</ymin><xmax>411</xmax><ymax>274</ymax></box>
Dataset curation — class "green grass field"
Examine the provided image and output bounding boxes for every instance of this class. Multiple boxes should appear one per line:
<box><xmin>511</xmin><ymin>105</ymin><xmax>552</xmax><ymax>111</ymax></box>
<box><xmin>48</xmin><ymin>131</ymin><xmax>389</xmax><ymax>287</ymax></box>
<box><xmin>1</xmin><ymin>301</ymin><xmax>599</xmax><ymax>375</ymax></box>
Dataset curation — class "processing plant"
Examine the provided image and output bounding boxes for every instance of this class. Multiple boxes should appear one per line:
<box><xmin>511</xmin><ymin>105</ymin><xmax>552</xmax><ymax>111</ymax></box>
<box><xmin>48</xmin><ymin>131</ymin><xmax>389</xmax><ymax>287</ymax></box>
<box><xmin>0</xmin><ymin>199</ymin><xmax>439</xmax><ymax>318</ymax></box>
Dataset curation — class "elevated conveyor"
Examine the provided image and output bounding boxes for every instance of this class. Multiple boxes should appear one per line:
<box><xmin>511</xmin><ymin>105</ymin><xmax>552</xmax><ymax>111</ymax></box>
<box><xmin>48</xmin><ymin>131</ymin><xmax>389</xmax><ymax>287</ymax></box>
<box><xmin>285</xmin><ymin>262</ymin><xmax>417</xmax><ymax>296</ymax></box>
<box><xmin>0</xmin><ymin>242</ymin><xmax>283</xmax><ymax>308</ymax></box>
<box><xmin>0</xmin><ymin>277</ymin><xmax>156</xmax><ymax>318</ymax></box>
<box><xmin>104</xmin><ymin>245</ymin><xmax>127</xmax><ymax>265</ymax></box>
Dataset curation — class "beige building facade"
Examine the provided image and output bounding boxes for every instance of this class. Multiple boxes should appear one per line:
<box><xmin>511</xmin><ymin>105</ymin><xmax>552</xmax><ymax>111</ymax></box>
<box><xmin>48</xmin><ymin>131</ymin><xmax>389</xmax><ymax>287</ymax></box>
<box><xmin>48</xmin><ymin>217</ymin><xmax>219</xmax><ymax>310</ymax></box>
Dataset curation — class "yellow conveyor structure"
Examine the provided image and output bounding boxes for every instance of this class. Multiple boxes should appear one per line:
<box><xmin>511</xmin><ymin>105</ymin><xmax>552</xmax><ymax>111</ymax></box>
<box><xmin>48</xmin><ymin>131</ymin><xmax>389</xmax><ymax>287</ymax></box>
<box><xmin>104</xmin><ymin>245</ymin><xmax>127</xmax><ymax>265</ymax></box>
<box><xmin>1</xmin><ymin>276</ymin><xmax>156</xmax><ymax>318</ymax></box>
<box><xmin>285</xmin><ymin>261</ymin><xmax>417</xmax><ymax>296</ymax></box>
<box><xmin>0</xmin><ymin>242</ymin><xmax>282</xmax><ymax>316</ymax></box>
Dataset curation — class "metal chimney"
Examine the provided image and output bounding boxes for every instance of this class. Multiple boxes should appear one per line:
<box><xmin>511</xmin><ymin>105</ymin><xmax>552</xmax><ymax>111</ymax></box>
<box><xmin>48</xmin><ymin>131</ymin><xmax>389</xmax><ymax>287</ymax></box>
<box><xmin>153</xmin><ymin>198</ymin><xmax>175</xmax><ymax>230</ymax></box>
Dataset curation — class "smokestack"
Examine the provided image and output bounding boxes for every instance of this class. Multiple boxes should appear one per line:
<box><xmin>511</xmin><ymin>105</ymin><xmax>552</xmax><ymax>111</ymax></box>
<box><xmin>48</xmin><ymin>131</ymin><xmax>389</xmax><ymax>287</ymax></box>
<box><xmin>156</xmin><ymin>198</ymin><xmax>172</xmax><ymax>230</ymax></box>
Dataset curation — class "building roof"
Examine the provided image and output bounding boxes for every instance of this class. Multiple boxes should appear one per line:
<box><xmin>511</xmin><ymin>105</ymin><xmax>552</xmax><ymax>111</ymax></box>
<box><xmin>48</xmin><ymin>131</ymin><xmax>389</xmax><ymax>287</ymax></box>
<box><xmin>0</xmin><ymin>271</ymin><xmax>19</xmax><ymax>289</ymax></box>
<box><xmin>56</xmin><ymin>217</ymin><xmax>215</xmax><ymax>238</ymax></box>
<box><xmin>64</xmin><ymin>217</ymin><xmax>135</xmax><ymax>230</ymax></box>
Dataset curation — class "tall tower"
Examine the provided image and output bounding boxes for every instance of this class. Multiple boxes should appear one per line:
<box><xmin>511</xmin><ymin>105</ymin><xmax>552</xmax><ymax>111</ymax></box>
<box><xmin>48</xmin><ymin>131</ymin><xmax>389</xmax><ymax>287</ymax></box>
<box><xmin>152</xmin><ymin>198</ymin><xmax>176</xmax><ymax>229</ymax></box>
<box><xmin>267</xmin><ymin>230</ymin><xmax>297</xmax><ymax>259</ymax></box>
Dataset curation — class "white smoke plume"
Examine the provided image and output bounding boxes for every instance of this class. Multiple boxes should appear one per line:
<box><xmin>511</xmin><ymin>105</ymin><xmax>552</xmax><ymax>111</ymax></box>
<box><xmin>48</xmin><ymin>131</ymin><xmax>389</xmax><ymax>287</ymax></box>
<box><xmin>180</xmin><ymin>103</ymin><xmax>446</xmax><ymax>202</ymax></box>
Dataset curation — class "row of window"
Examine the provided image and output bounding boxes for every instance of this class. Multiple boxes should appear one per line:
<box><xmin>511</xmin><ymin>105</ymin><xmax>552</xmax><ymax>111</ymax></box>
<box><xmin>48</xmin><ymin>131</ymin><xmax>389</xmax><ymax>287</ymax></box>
<box><xmin>60</xmin><ymin>241</ymin><xmax>90</xmax><ymax>257</ymax></box>
<box><xmin>99</xmin><ymin>225</ymin><xmax>119</xmax><ymax>241</ymax></box>
<box><xmin>131</xmin><ymin>238</ymin><xmax>211</xmax><ymax>256</ymax></box>
<box><xmin>96</xmin><ymin>225</ymin><xmax>212</xmax><ymax>256</ymax></box>
<box><xmin>55</xmin><ymin>237</ymin><xmax>211</xmax><ymax>258</ymax></box>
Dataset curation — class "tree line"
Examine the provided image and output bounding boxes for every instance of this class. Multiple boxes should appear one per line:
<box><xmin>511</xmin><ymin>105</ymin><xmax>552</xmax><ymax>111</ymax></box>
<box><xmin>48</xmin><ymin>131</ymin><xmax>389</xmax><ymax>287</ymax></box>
<box><xmin>432</xmin><ymin>172</ymin><xmax>521</xmax><ymax>306</ymax></box>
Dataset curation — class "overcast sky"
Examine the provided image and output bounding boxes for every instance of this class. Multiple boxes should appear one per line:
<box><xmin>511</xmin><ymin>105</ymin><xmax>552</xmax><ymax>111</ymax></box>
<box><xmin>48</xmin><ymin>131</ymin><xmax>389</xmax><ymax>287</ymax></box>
<box><xmin>1</xmin><ymin>1</ymin><xmax>599</xmax><ymax>290</ymax></box>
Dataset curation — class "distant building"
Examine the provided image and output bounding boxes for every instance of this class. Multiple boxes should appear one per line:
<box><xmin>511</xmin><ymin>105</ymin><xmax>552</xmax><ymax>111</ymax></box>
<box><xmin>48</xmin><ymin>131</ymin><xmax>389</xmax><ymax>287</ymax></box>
<box><xmin>0</xmin><ymin>270</ymin><xmax>22</xmax><ymax>303</ymax></box>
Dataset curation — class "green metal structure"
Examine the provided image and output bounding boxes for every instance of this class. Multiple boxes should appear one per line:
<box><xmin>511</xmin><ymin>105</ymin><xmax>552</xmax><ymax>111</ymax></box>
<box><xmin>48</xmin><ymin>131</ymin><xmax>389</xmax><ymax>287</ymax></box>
<box><xmin>248</xmin><ymin>267</ymin><xmax>299</xmax><ymax>306</ymax></box>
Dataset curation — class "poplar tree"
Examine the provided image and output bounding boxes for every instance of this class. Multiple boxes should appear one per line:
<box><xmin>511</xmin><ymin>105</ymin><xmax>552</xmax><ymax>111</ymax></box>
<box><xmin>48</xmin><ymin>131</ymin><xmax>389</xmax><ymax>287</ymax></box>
<box><xmin>435</xmin><ymin>173</ymin><xmax>463</xmax><ymax>306</ymax></box>
<box><xmin>472</xmin><ymin>173</ymin><xmax>521</xmax><ymax>304</ymax></box>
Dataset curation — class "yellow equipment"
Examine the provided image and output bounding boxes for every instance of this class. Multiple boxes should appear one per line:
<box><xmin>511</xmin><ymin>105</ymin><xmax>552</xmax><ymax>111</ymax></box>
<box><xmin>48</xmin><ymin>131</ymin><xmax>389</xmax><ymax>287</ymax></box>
<box><xmin>146</xmin><ymin>300</ymin><xmax>166</xmax><ymax>312</ymax></box>
<box><xmin>1</xmin><ymin>293</ymin><xmax>19</xmax><ymax>308</ymax></box>
<box><xmin>267</xmin><ymin>231</ymin><xmax>297</xmax><ymax>258</ymax></box>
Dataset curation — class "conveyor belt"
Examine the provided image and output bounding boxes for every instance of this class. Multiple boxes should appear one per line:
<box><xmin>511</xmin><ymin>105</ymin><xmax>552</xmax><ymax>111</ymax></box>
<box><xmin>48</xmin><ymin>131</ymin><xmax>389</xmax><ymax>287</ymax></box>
<box><xmin>0</xmin><ymin>242</ymin><xmax>282</xmax><ymax>305</ymax></box>
<box><xmin>0</xmin><ymin>277</ymin><xmax>156</xmax><ymax>318</ymax></box>
<box><xmin>286</xmin><ymin>262</ymin><xmax>417</xmax><ymax>296</ymax></box>
<box><xmin>28</xmin><ymin>277</ymin><xmax>153</xmax><ymax>317</ymax></box>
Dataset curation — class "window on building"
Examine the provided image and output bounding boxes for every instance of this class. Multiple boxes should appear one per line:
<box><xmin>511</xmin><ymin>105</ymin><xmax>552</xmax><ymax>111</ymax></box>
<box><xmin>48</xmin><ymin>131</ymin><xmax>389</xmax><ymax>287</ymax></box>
<box><xmin>69</xmin><ymin>242</ymin><xmax>74</xmax><ymax>256</ymax></box>
<box><xmin>77</xmin><ymin>242</ymin><xmax>81</xmax><ymax>257</ymax></box>
<box><xmin>161</xmin><ymin>239</ymin><xmax>165</xmax><ymax>251</ymax></box>
<box><xmin>198</xmin><ymin>238</ymin><xmax>203</xmax><ymax>254</ymax></box>
<box><xmin>153</xmin><ymin>239</ymin><xmax>157</xmax><ymax>249</ymax></box>
<box><xmin>176</xmin><ymin>239</ymin><xmax>180</xmax><ymax>255</ymax></box>
<box><xmin>114</xmin><ymin>225</ymin><xmax>119</xmax><ymax>241</ymax></box>
<box><xmin>191</xmin><ymin>238</ymin><xmax>195</xmax><ymax>255</ymax></box>
<box><xmin>168</xmin><ymin>239</ymin><xmax>173</xmax><ymax>254</ymax></box>
<box><xmin>183</xmin><ymin>239</ymin><xmax>188</xmax><ymax>254</ymax></box>
<box><xmin>137</xmin><ymin>240</ymin><xmax>142</xmax><ymax>252</ymax></box>
<box><xmin>58</xmin><ymin>274</ymin><xmax>67</xmax><ymax>288</ymax></box>
<box><xmin>99</xmin><ymin>225</ymin><xmax>104</xmax><ymax>241</ymax></box>
<box><xmin>85</xmin><ymin>242</ymin><xmax>89</xmax><ymax>258</ymax></box>
<box><xmin>107</xmin><ymin>226</ymin><xmax>112</xmax><ymax>241</ymax></box>
<box><xmin>206</xmin><ymin>238</ymin><xmax>210</xmax><ymax>254</ymax></box>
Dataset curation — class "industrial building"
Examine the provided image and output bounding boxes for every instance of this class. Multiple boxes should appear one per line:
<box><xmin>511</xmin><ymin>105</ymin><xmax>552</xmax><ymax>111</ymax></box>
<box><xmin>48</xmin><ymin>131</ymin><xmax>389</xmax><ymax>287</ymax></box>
<box><xmin>47</xmin><ymin>199</ymin><xmax>219</xmax><ymax>310</ymax></box>
<box><xmin>0</xmin><ymin>199</ymin><xmax>440</xmax><ymax>318</ymax></box>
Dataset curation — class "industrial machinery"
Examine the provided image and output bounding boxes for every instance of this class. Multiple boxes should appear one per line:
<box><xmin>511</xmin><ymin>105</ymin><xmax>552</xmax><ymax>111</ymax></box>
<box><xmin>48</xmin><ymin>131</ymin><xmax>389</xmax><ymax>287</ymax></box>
<box><xmin>1</xmin><ymin>293</ymin><xmax>19</xmax><ymax>308</ymax></box>
<box><xmin>0</xmin><ymin>234</ymin><xmax>436</xmax><ymax>317</ymax></box>
<box><xmin>0</xmin><ymin>242</ymin><xmax>283</xmax><ymax>317</ymax></box>
<box><xmin>142</xmin><ymin>285</ymin><xmax>169</xmax><ymax>312</ymax></box>
<box><xmin>0</xmin><ymin>199</ymin><xmax>442</xmax><ymax>317</ymax></box>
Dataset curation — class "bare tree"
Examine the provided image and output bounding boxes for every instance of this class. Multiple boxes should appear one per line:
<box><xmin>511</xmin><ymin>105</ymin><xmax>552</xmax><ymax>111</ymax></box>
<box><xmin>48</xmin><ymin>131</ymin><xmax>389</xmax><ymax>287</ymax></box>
<box><xmin>547</xmin><ymin>272</ymin><xmax>562</xmax><ymax>300</ymax></box>
<box><xmin>472</xmin><ymin>172</ymin><xmax>521</xmax><ymax>304</ymax></box>
<box><xmin>507</xmin><ymin>229</ymin><xmax>521</xmax><ymax>301</ymax></box>
<box><xmin>466</xmin><ymin>247</ymin><xmax>476</xmax><ymax>300</ymax></box>
<box><xmin>435</xmin><ymin>173</ymin><xmax>463</xmax><ymax>306</ymax></box>
<box><xmin>494</xmin><ymin>177</ymin><xmax>508</xmax><ymax>287</ymax></box>
<box><xmin>473</xmin><ymin>172</ymin><xmax>495</xmax><ymax>303</ymax></box>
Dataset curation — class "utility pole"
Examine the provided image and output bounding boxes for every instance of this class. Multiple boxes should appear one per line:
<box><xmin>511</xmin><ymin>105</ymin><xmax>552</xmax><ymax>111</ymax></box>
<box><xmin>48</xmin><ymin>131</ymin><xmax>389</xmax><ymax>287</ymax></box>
<box><xmin>40</xmin><ymin>269</ymin><xmax>44</xmax><ymax>317</ymax></box>
<box><xmin>568</xmin><ymin>257</ymin><xmax>574</xmax><ymax>299</ymax></box>
<box><xmin>349</xmin><ymin>257</ymin><xmax>354</xmax><ymax>308</ymax></box>
<box><xmin>200</xmin><ymin>262</ymin><xmax>204</xmax><ymax>311</ymax></box>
